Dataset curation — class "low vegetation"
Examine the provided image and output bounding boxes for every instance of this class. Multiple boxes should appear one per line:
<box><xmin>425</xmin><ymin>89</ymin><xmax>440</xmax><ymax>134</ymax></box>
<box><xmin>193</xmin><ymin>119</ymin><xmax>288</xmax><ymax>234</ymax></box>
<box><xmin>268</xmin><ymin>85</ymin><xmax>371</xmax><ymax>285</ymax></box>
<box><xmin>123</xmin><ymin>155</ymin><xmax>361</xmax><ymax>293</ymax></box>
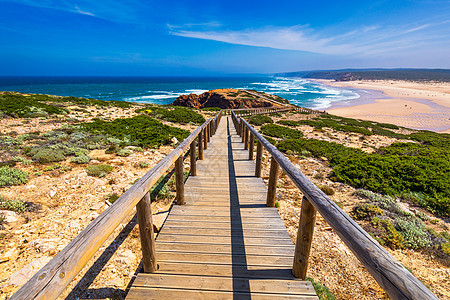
<box><xmin>352</xmin><ymin>190</ymin><xmax>449</xmax><ymax>256</ymax></box>
<box><xmin>140</xmin><ymin>106</ymin><xmax>205</xmax><ymax>125</ymax></box>
<box><xmin>260</xmin><ymin>124</ymin><xmax>304</xmax><ymax>140</ymax></box>
<box><xmin>0</xmin><ymin>93</ymin><xmax>132</xmax><ymax>119</ymax></box>
<box><xmin>0</xmin><ymin>93</ymin><xmax>67</xmax><ymax>118</ymax></box>
<box><xmin>0</xmin><ymin>166</ymin><xmax>29</xmax><ymax>187</ymax></box>
<box><xmin>86</xmin><ymin>164</ymin><xmax>113</xmax><ymax>177</ymax></box>
<box><xmin>306</xmin><ymin>277</ymin><xmax>335</xmax><ymax>300</ymax></box>
<box><xmin>0</xmin><ymin>195</ymin><xmax>27</xmax><ymax>213</ymax></box>
<box><xmin>81</xmin><ymin>115</ymin><xmax>190</xmax><ymax>148</ymax></box>
<box><xmin>247</xmin><ymin>115</ymin><xmax>273</xmax><ymax>126</ymax></box>
<box><xmin>277</xmin><ymin>130</ymin><xmax>450</xmax><ymax>217</ymax></box>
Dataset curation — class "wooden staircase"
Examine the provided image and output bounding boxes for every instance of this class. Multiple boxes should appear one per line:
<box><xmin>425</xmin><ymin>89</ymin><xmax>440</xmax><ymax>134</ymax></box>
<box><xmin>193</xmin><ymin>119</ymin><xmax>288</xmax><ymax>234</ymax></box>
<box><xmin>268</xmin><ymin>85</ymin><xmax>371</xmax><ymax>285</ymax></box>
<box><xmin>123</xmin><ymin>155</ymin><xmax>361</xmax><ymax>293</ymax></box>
<box><xmin>126</xmin><ymin>117</ymin><xmax>318</xmax><ymax>299</ymax></box>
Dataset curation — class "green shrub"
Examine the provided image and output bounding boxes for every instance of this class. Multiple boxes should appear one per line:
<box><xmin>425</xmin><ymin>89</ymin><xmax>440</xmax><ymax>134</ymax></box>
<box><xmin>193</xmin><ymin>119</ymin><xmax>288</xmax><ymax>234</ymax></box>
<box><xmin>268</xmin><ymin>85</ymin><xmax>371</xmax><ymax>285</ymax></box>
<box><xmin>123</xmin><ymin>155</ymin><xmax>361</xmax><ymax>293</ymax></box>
<box><xmin>81</xmin><ymin>115</ymin><xmax>190</xmax><ymax>148</ymax></box>
<box><xmin>319</xmin><ymin>185</ymin><xmax>335</xmax><ymax>196</ymax></box>
<box><xmin>31</xmin><ymin>148</ymin><xmax>65</xmax><ymax>163</ymax></box>
<box><xmin>260</xmin><ymin>124</ymin><xmax>303</xmax><ymax>140</ymax></box>
<box><xmin>0</xmin><ymin>167</ymin><xmax>29</xmax><ymax>187</ymax></box>
<box><xmin>441</xmin><ymin>242</ymin><xmax>450</xmax><ymax>255</ymax></box>
<box><xmin>278</xmin><ymin>136</ymin><xmax>449</xmax><ymax>216</ymax></box>
<box><xmin>202</xmin><ymin>107</ymin><xmax>221</xmax><ymax>111</ymax></box>
<box><xmin>248</xmin><ymin>115</ymin><xmax>273</xmax><ymax>126</ymax></box>
<box><xmin>0</xmin><ymin>196</ymin><xmax>27</xmax><ymax>212</ymax></box>
<box><xmin>117</xmin><ymin>149</ymin><xmax>132</xmax><ymax>157</ymax></box>
<box><xmin>277</xmin><ymin>120</ymin><xmax>299</xmax><ymax>127</ymax></box>
<box><xmin>12</xmin><ymin>156</ymin><xmax>33</xmax><ymax>165</ymax></box>
<box><xmin>306</xmin><ymin>277</ymin><xmax>335</xmax><ymax>300</ymax></box>
<box><xmin>86</xmin><ymin>164</ymin><xmax>113</xmax><ymax>177</ymax></box>
<box><xmin>146</xmin><ymin>107</ymin><xmax>205</xmax><ymax>124</ymax></box>
<box><xmin>262</xmin><ymin>135</ymin><xmax>277</xmax><ymax>145</ymax></box>
<box><xmin>63</xmin><ymin>147</ymin><xmax>89</xmax><ymax>157</ymax></box>
<box><xmin>371</xmin><ymin>217</ymin><xmax>405</xmax><ymax>249</ymax></box>
<box><xmin>0</xmin><ymin>93</ymin><xmax>68</xmax><ymax>117</ymax></box>
<box><xmin>352</xmin><ymin>203</ymin><xmax>384</xmax><ymax>219</ymax></box>
<box><xmin>70</xmin><ymin>155</ymin><xmax>92</xmax><ymax>164</ymax></box>
<box><xmin>277</xmin><ymin>138</ymin><xmax>361</xmax><ymax>165</ymax></box>
<box><xmin>394</xmin><ymin>217</ymin><xmax>431</xmax><ymax>249</ymax></box>
<box><xmin>106</xmin><ymin>193</ymin><xmax>120</xmax><ymax>204</ymax></box>
<box><xmin>139</xmin><ymin>161</ymin><xmax>149</xmax><ymax>168</ymax></box>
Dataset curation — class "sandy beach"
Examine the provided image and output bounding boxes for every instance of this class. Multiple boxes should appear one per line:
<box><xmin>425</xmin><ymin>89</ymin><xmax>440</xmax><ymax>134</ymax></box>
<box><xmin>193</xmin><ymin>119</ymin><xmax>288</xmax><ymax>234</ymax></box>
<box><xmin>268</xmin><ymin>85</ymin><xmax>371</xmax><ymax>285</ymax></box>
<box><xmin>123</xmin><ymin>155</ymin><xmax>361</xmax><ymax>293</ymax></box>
<box><xmin>315</xmin><ymin>79</ymin><xmax>450</xmax><ymax>133</ymax></box>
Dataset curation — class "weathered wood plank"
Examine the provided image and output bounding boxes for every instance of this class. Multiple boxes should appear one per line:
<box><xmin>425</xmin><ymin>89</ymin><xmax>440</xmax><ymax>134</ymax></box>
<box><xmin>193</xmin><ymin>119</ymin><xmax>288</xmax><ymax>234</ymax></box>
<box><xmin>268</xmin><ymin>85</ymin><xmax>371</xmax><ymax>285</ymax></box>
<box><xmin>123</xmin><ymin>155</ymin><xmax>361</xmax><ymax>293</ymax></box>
<box><xmin>160</xmin><ymin>227</ymin><xmax>292</xmax><ymax>239</ymax></box>
<box><xmin>153</xmin><ymin>262</ymin><xmax>298</xmax><ymax>279</ymax></box>
<box><xmin>127</xmin><ymin>287</ymin><xmax>318</xmax><ymax>300</ymax></box>
<box><xmin>155</xmin><ymin>252</ymin><xmax>294</xmax><ymax>266</ymax></box>
<box><xmin>131</xmin><ymin>274</ymin><xmax>316</xmax><ymax>295</ymax></box>
<box><xmin>155</xmin><ymin>242</ymin><xmax>295</xmax><ymax>256</ymax></box>
<box><xmin>156</xmin><ymin>234</ymin><xmax>293</xmax><ymax>245</ymax></box>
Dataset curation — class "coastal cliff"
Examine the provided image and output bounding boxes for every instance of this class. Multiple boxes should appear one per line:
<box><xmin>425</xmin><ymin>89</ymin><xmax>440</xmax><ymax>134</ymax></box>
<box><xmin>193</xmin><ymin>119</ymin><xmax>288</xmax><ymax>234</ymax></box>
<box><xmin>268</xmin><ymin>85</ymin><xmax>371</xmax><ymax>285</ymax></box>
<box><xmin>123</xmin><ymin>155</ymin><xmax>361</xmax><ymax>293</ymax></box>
<box><xmin>172</xmin><ymin>89</ymin><xmax>287</xmax><ymax>109</ymax></box>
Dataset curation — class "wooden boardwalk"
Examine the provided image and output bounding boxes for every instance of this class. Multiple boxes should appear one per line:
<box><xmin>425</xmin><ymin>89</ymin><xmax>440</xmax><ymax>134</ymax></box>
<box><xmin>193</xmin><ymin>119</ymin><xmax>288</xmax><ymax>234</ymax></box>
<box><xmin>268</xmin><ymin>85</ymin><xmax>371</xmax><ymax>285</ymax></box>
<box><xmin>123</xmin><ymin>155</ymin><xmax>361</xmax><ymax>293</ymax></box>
<box><xmin>127</xmin><ymin>117</ymin><xmax>318</xmax><ymax>299</ymax></box>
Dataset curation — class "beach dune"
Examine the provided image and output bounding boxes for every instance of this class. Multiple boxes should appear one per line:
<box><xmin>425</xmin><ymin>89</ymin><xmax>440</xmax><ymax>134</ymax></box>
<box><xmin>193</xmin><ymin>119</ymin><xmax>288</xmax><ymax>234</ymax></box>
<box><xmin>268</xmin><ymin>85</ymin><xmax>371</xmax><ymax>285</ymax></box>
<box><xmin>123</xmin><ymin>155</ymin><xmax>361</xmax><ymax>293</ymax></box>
<box><xmin>317</xmin><ymin>80</ymin><xmax>450</xmax><ymax>133</ymax></box>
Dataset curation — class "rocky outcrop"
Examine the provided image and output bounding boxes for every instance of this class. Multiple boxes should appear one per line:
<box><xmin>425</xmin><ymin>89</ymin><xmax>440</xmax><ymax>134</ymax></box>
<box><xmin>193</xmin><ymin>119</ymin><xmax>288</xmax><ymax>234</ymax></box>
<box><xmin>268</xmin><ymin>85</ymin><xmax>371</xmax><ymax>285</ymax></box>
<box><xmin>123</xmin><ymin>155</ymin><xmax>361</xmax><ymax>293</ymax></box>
<box><xmin>172</xmin><ymin>89</ymin><xmax>282</xmax><ymax>109</ymax></box>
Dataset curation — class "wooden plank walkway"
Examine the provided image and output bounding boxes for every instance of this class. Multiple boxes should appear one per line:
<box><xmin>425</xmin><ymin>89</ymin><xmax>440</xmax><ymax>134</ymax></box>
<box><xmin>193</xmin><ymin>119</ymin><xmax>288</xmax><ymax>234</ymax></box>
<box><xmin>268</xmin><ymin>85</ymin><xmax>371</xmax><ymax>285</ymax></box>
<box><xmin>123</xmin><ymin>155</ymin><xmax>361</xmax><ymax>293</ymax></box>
<box><xmin>127</xmin><ymin>116</ymin><xmax>318</xmax><ymax>299</ymax></box>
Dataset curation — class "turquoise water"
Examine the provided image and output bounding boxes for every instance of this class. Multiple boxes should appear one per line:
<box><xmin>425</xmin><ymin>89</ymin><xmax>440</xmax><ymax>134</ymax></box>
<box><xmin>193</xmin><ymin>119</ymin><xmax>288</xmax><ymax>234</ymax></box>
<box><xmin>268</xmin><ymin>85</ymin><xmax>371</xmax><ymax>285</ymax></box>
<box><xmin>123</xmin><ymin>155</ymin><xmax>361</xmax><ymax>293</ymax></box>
<box><xmin>0</xmin><ymin>76</ymin><xmax>359</xmax><ymax>109</ymax></box>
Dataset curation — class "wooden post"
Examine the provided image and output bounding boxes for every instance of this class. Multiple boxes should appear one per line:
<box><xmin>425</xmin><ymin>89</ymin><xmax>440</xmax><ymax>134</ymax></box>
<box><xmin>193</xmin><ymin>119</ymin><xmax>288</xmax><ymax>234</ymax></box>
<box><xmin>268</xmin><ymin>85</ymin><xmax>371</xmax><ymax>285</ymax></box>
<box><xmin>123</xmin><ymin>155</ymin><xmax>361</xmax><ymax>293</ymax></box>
<box><xmin>198</xmin><ymin>133</ymin><xmax>203</xmax><ymax>160</ymax></box>
<box><xmin>255</xmin><ymin>141</ymin><xmax>263</xmax><ymax>177</ymax></box>
<box><xmin>207</xmin><ymin>123</ymin><xmax>211</xmax><ymax>142</ymax></box>
<box><xmin>190</xmin><ymin>141</ymin><xmax>196</xmax><ymax>176</ymax></box>
<box><xmin>175</xmin><ymin>156</ymin><xmax>185</xmax><ymax>205</ymax></box>
<box><xmin>292</xmin><ymin>196</ymin><xmax>317</xmax><ymax>279</ymax></box>
<box><xmin>136</xmin><ymin>192</ymin><xmax>157</xmax><ymax>273</ymax></box>
<box><xmin>241</xmin><ymin>121</ymin><xmax>245</xmax><ymax>141</ymax></box>
<box><xmin>244</xmin><ymin>127</ymin><xmax>249</xmax><ymax>150</ymax></box>
<box><xmin>266</xmin><ymin>157</ymin><xmax>279</xmax><ymax>207</ymax></box>
<box><xmin>248</xmin><ymin>132</ymin><xmax>254</xmax><ymax>160</ymax></box>
<box><xmin>203</xmin><ymin>128</ymin><xmax>208</xmax><ymax>150</ymax></box>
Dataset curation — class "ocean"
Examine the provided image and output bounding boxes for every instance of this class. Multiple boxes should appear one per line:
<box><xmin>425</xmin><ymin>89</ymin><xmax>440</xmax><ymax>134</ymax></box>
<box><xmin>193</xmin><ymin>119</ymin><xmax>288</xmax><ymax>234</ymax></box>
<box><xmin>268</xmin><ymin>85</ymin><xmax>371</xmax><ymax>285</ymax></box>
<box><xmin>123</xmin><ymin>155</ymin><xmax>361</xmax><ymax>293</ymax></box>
<box><xmin>0</xmin><ymin>76</ymin><xmax>360</xmax><ymax>109</ymax></box>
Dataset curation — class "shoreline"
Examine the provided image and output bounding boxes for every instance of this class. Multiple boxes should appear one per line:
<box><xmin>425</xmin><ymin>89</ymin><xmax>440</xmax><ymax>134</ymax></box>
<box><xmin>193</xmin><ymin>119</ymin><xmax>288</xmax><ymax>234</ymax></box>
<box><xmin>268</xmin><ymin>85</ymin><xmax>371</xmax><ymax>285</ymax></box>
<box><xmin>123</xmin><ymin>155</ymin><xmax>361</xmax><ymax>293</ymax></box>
<box><xmin>309</xmin><ymin>79</ymin><xmax>450</xmax><ymax>133</ymax></box>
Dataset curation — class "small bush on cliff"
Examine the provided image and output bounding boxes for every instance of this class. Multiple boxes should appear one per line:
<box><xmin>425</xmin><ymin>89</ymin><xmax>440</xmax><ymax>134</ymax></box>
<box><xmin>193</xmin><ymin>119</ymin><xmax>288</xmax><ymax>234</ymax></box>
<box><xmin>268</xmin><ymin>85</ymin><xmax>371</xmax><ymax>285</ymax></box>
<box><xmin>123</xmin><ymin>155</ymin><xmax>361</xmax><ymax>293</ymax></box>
<box><xmin>260</xmin><ymin>124</ymin><xmax>303</xmax><ymax>140</ymax></box>
<box><xmin>0</xmin><ymin>166</ymin><xmax>29</xmax><ymax>187</ymax></box>
<box><xmin>248</xmin><ymin>115</ymin><xmax>273</xmax><ymax>126</ymax></box>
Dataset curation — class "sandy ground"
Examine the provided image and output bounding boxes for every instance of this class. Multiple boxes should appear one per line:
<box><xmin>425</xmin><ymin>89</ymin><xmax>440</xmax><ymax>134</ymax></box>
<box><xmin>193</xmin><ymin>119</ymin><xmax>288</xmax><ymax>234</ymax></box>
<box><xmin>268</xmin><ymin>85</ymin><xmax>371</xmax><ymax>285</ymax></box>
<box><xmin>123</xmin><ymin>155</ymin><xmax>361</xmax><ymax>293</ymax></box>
<box><xmin>315</xmin><ymin>79</ymin><xmax>450</xmax><ymax>133</ymax></box>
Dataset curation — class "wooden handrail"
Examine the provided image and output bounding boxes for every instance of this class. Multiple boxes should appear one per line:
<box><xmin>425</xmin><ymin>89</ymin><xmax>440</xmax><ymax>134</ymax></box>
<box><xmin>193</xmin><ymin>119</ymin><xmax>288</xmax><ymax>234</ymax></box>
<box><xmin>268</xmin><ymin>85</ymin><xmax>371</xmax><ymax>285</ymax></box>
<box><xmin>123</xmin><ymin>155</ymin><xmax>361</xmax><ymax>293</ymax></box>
<box><xmin>11</xmin><ymin>111</ymin><xmax>223</xmax><ymax>300</ymax></box>
<box><xmin>236</xmin><ymin>115</ymin><xmax>438</xmax><ymax>300</ymax></box>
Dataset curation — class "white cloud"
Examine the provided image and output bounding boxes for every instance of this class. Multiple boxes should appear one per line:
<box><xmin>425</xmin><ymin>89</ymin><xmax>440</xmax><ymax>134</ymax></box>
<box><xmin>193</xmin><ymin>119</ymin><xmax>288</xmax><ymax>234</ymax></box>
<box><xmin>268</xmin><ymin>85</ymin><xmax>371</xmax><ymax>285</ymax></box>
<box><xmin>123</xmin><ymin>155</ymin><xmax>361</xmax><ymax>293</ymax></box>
<box><xmin>4</xmin><ymin>0</ymin><xmax>139</xmax><ymax>22</ymax></box>
<box><xmin>168</xmin><ymin>21</ymin><xmax>449</xmax><ymax>57</ymax></box>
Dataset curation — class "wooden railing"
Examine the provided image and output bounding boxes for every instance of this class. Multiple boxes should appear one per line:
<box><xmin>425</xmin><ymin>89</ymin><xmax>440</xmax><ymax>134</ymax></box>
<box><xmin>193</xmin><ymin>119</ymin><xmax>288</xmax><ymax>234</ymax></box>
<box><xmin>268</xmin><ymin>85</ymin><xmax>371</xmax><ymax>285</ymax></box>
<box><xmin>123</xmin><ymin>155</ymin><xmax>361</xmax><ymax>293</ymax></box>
<box><xmin>10</xmin><ymin>111</ymin><xmax>223</xmax><ymax>300</ymax></box>
<box><xmin>224</xmin><ymin>106</ymin><xmax>323</xmax><ymax>117</ymax></box>
<box><xmin>230</xmin><ymin>110</ymin><xmax>438</xmax><ymax>300</ymax></box>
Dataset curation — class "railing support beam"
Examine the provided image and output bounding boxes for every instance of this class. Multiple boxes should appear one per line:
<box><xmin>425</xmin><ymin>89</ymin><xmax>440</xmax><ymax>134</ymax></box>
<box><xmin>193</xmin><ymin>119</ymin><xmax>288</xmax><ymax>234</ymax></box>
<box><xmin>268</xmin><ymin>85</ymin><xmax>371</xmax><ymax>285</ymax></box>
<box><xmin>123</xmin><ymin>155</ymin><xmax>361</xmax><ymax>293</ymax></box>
<box><xmin>190</xmin><ymin>141</ymin><xmax>196</xmax><ymax>176</ymax></box>
<box><xmin>244</xmin><ymin>127</ymin><xmax>249</xmax><ymax>150</ymax></box>
<box><xmin>198</xmin><ymin>133</ymin><xmax>203</xmax><ymax>160</ymax></box>
<box><xmin>175</xmin><ymin>156</ymin><xmax>185</xmax><ymax>205</ymax></box>
<box><xmin>266</xmin><ymin>157</ymin><xmax>279</xmax><ymax>207</ymax></box>
<box><xmin>136</xmin><ymin>192</ymin><xmax>157</xmax><ymax>273</ymax></box>
<box><xmin>248</xmin><ymin>132</ymin><xmax>254</xmax><ymax>160</ymax></box>
<box><xmin>255</xmin><ymin>141</ymin><xmax>263</xmax><ymax>177</ymax></box>
<box><xmin>292</xmin><ymin>196</ymin><xmax>316</xmax><ymax>279</ymax></box>
<box><xmin>203</xmin><ymin>128</ymin><xmax>208</xmax><ymax>150</ymax></box>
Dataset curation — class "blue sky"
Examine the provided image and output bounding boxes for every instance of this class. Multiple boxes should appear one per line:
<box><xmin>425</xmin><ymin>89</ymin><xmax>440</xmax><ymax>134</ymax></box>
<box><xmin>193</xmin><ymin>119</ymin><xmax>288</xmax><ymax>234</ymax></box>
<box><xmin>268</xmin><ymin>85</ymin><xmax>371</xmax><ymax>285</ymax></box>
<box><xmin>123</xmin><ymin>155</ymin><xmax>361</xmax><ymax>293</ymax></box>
<box><xmin>0</xmin><ymin>0</ymin><xmax>449</xmax><ymax>75</ymax></box>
